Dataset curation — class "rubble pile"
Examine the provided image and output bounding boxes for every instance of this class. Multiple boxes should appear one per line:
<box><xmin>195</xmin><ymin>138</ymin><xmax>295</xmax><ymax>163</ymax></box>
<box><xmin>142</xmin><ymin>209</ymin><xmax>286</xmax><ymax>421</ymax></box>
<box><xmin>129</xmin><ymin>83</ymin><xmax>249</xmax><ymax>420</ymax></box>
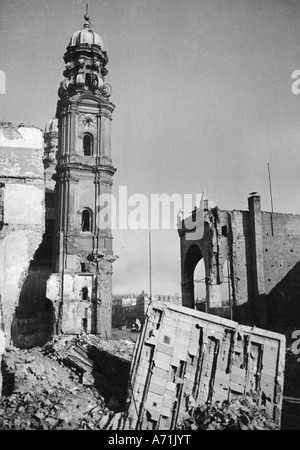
<box><xmin>0</xmin><ymin>336</ymin><xmax>135</xmax><ymax>430</ymax></box>
<box><xmin>176</xmin><ymin>393</ymin><xmax>279</xmax><ymax>430</ymax></box>
<box><xmin>43</xmin><ymin>335</ymin><xmax>135</xmax><ymax>363</ymax></box>
<box><xmin>43</xmin><ymin>335</ymin><xmax>134</xmax><ymax>410</ymax></box>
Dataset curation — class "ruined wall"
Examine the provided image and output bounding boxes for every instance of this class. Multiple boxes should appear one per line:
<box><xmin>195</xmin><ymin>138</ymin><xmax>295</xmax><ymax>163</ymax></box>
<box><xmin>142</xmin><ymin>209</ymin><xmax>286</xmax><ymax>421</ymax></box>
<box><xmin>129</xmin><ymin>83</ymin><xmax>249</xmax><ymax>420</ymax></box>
<box><xmin>179</xmin><ymin>194</ymin><xmax>300</xmax><ymax>330</ymax></box>
<box><xmin>262</xmin><ymin>212</ymin><xmax>300</xmax><ymax>294</ymax></box>
<box><xmin>0</xmin><ymin>124</ymin><xmax>45</xmax><ymax>345</ymax></box>
<box><xmin>178</xmin><ymin>209</ymin><xmax>230</xmax><ymax>311</ymax></box>
<box><xmin>261</xmin><ymin>212</ymin><xmax>300</xmax><ymax>329</ymax></box>
<box><xmin>47</xmin><ymin>257</ymin><xmax>113</xmax><ymax>337</ymax></box>
<box><xmin>230</xmin><ymin>210</ymin><xmax>251</xmax><ymax>307</ymax></box>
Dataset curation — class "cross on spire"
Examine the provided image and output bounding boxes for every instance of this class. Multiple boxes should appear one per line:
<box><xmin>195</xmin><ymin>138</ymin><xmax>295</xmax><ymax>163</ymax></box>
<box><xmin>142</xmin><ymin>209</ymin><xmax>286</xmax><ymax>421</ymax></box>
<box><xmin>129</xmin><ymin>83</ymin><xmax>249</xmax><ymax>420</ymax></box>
<box><xmin>84</xmin><ymin>3</ymin><xmax>94</xmax><ymax>27</ymax></box>
<box><xmin>85</xmin><ymin>3</ymin><xmax>89</xmax><ymax>20</ymax></box>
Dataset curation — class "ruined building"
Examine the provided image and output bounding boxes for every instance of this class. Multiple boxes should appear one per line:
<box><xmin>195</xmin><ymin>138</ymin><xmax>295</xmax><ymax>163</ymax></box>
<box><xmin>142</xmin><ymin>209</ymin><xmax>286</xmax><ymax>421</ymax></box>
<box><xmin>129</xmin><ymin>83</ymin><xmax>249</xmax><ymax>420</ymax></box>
<box><xmin>0</xmin><ymin>122</ymin><xmax>46</xmax><ymax>392</ymax></box>
<box><xmin>0</xmin><ymin>13</ymin><xmax>116</xmax><ymax>350</ymax></box>
<box><xmin>178</xmin><ymin>193</ymin><xmax>300</xmax><ymax>332</ymax></box>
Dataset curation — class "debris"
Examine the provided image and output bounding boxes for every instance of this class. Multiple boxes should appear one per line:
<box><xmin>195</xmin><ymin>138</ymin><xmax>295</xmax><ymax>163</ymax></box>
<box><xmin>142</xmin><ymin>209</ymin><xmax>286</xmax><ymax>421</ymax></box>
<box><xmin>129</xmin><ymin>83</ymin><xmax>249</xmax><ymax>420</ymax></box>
<box><xmin>0</xmin><ymin>335</ymin><xmax>134</xmax><ymax>430</ymax></box>
<box><xmin>0</xmin><ymin>313</ymin><xmax>288</xmax><ymax>430</ymax></box>
<box><xmin>176</xmin><ymin>392</ymin><xmax>279</xmax><ymax>430</ymax></box>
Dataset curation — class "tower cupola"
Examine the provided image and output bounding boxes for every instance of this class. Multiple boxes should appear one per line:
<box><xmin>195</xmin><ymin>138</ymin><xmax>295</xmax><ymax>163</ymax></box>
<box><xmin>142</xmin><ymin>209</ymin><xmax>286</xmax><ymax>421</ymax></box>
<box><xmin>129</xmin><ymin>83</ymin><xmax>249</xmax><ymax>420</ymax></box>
<box><xmin>58</xmin><ymin>10</ymin><xmax>110</xmax><ymax>102</ymax></box>
<box><xmin>69</xmin><ymin>14</ymin><xmax>105</xmax><ymax>49</ymax></box>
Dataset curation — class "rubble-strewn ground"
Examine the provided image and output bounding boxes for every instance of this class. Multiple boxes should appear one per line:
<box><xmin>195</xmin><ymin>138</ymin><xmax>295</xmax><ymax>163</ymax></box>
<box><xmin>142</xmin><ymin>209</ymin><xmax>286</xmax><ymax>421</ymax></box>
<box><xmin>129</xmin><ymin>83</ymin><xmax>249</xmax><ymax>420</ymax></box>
<box><xmin>0</xmin><ymin>336</ymin><xmax>135</xmax><ymax>430</ymax></box>
<box><xmin>0</xmin><ymin>333</ymin><xmax>299</xmax><ymax>430</ymax></box>
<box><xmin>176</xmin><ymin>393</ymin><xmax>279</xmax><ymax>430</ymax></box>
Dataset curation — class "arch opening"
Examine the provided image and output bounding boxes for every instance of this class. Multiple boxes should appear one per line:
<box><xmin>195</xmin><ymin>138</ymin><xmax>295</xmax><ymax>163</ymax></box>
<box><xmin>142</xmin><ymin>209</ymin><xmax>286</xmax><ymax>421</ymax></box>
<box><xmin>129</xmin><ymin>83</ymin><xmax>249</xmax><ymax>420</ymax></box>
<box><xmin>83</xmin><ymin>133</ymin><xmax>93</xmax><ymax>156</ymax></box>
<box><xmin>194</xmin><ymin>258</ymin><xmax>207</xmax><ymax>312</ymax></box>
<box><xmin>183</xmin><ymin>244</ymin><xmax>206</xmax><ymax>310</ymax></box>
<box><xmin>81</xmin><ymin>208</ymin><xmax>92</xmax><ymax>232</ymax></box>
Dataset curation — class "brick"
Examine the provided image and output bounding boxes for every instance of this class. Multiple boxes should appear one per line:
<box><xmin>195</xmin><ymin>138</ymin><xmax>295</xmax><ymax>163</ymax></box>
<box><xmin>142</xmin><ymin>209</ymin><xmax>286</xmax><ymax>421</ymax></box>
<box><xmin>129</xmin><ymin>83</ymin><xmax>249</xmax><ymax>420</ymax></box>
<box><xmin>215</xmin><ymin>369</ymin><xmax>231</xmax><ymax>382</ymax></box>
<box><xmin>170</xmin><ymin>356</ymin><xmax>180</xmax><ymax>367</ymax></box>
<box><xmin>162</xmin><ymin>317</ymin><xmax>178</xmax><ymax>328</ymax></box>
<box><xmin>230</xmin><ymin>382</ymin><xmax>244</xmax><ymax>393</ymax></box>
<box><xmin>173</xmin><ymin>350</ymin><xmax>188</xmax><ymax>361</ymax></box>
<box><xmin>231</xmin><ymin>366</ymin><xmax>246</xmax><ymax>377</ymax></box>
<box><xmin>261</xmin><ymin>366</ymin><xmax>276</xmax><ymax>377</ymax></box>
<box><xmin>151</xmin><ymin>375</ymin><xmax>167</xmax><ymax>387</ymax></box>
<box><xmin>145</xmin><ymin>392</ymin><xmax>163</xmax><ymax>407</ymax></box>
<box><xmin>155</xmin><ymin>351</ymin><xmax>172</xmax><ymax>364</ymax></box>
<box><xmin>166</xmin><ymin>382</ymin><xmax>176</xmax><ymax>392</ymax></box>
<box><xmin>149</xmin><ymin>382</ymin><xmax>166</xmax><ymax>396</ymax></box>
<box><xmin>165</xmin><ymin>389</ymin><xmax>176</xmax><ymax>398</ymax></box>
<box><xmin>161</xmin><ymin>406</ymin><xmax>172</xmax><ymax>418</ymax></box>
<box><xmin>157</xmin><ymin>343</ymin><xmax>174</xmax><ymax>356</ymax></box>
<box><xmin>144</xmin><ymin>408</ymin><xmax>161</xmax><ymax>422</ymax></box>
<box><xmin>174</xmin><ymin>343</ymin><xmax>189</xmax><ymax>353</ymax></box>
<box><xmin>162</xmin><ymin>396</ymin><xmax>174</xmax><ymax>409</ymax></box>
<box><xmin>137</xmin><ymin>366</ymin><xmax>149</xmax><ymax>378</ymax></box>
<box><xmin>152</xmin><ymin>367</ymin><xmax>169</xmax><ymax>380</ymax></box>
<box><xmin>260</xmin><ymin>373</ymin><xmax>275</xmax><ymax>384</ymax></box>
<box><xmin>177</xmin><ymin>321</ymin><xmax>194</xmax><ymax>331</ymax></box>
<box><xmin>155</xmin><ymin>359</ymin><xmax>171</xmax><ymax>371</ymax></box>
<box><xmin>175</xmin><ymin>328</ymin><xmax>191</xmax><ymax>340</ymax></box>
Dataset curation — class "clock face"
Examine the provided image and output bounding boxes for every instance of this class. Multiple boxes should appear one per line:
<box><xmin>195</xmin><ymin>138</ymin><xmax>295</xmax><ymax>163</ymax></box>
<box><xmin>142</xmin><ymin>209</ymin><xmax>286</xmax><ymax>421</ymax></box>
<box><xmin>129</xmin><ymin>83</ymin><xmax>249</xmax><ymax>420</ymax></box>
<box><xmin>79</xmin><ymin>114</ymin><xmax>96</xmax><ymax>129</ymax></box>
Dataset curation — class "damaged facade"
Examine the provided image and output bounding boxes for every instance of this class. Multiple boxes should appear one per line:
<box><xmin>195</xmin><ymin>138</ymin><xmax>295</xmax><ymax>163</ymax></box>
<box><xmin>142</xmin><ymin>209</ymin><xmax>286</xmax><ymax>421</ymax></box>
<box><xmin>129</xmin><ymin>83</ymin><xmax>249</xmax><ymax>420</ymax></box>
<box><xmin>0</xmin><ymin>13</ymin><xmax>117</xmax><ymax>354</ymax></box>
<box><xmin>0</xmin><ymin>124</ymin><xmax>46</xmax><ymax>349</ymax></box>
<box><xmin>178</xmin><ymin>193</ymin><xmax>300</xmax><ymax>331</ymax></box>
<box><xmin>118</xmin><ymin>302</ymin><xmax>285</xmax><ymax>430</ymax></box>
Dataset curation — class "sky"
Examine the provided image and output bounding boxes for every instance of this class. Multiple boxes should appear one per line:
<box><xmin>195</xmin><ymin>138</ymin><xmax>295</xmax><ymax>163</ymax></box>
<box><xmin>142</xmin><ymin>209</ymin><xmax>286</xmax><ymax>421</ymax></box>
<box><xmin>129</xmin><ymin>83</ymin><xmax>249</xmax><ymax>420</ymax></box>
<box><xmin>1</xmin><ymin>0</ymin><xmax>300</xmax><ymax>297</ymax></box>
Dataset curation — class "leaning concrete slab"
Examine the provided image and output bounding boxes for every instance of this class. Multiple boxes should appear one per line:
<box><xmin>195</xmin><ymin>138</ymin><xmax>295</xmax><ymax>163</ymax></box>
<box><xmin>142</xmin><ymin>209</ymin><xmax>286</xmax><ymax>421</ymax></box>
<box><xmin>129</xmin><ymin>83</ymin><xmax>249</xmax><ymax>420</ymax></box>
<box><xmin>120</xmin><ymin>302</ymin><xmax>285</xmax><ymax>430</ymax></box>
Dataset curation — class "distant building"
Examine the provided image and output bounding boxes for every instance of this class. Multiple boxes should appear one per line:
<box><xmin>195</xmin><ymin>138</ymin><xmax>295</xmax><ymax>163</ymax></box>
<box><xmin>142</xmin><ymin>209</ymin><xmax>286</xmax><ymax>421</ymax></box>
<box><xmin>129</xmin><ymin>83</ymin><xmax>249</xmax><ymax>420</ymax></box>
<box><xmin>152</xmin><ymin>294</ymin><xmax>181</xmax><ymax>304</ymax></box>
<box><xmin>112</xmin><ymin>291</ymin><xmax>181</xmax><ymax>329</ymax></box>
<box><xmin>112</xmin><ymin>291</ymin><xmax>150</xmax><ymax>329</ymax></box>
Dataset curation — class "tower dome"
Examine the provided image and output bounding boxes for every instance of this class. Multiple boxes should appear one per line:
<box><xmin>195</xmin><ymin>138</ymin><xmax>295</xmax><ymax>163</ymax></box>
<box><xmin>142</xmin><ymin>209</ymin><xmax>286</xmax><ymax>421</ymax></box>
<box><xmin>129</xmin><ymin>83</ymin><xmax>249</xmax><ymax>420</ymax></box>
<box><xmin>69</xmin><ymin>21</ymin><xmax>104</xmax><ymax>49</ymax></box>
<box><xmin>57</xmin><ymin>9</ymin><xmax>110</xmax><ymax>103</ymax></box>
<box><xmin>44</xmin><ymin>118</ymin><xmax>58</xmax><ymax>134</ymax></box>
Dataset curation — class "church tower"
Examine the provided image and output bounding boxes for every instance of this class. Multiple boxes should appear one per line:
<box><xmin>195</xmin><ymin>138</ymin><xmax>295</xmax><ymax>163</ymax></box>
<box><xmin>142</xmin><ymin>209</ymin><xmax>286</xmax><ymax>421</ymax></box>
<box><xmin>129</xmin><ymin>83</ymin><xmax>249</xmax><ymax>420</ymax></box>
<box><xmin>47</xmin><ymin>10</ymin><xmax>116</xmax><ymax>337</ymax></box>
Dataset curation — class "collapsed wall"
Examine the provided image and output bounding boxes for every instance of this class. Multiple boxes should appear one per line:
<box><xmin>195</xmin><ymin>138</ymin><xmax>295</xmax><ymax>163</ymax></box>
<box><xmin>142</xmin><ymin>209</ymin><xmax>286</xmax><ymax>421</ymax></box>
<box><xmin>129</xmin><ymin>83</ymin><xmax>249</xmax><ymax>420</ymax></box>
<box><xmin>118</xmin><ymin>302</ymin><xmax>285</xmax><ymax>430</ymax></box>
<box><xmin>0</xmin><ymin>123</ymin><xmax>45</xmax><ymax>349</ymax></box>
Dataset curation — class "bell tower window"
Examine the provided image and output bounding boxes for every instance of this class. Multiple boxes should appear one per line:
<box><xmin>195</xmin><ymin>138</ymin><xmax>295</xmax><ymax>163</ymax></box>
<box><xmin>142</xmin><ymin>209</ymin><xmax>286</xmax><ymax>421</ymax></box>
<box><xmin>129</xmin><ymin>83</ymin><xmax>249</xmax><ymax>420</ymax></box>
<box><xmin>82</xmin><ymin>287</ymin><xmax>89</xmax><ymax>301</ymax></box>
<box><xmin>83</xmin><ymin>133</ymin><xmax>93</xmax><ymax>156</ymax></box>
<box><xmin>82</xmin><ymin>208</ymin><xmax>92</xmax><ymax>232</ymax></box>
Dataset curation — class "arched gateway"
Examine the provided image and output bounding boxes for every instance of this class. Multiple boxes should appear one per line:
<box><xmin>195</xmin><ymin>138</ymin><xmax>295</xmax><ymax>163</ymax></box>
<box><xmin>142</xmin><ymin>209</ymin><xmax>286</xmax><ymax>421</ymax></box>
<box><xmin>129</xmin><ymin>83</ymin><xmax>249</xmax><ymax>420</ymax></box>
<box><xmin>178</xmin><ymin>202</ymin><xmax>233</xmax><ymax>318</ymax></box>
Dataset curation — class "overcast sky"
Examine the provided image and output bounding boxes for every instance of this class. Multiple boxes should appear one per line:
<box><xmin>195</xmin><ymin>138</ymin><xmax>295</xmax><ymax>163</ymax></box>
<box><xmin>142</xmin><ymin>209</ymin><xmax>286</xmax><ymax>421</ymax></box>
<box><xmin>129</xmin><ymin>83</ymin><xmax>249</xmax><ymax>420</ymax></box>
<box><xmin>1</xmin><ymin>0</ymin><xmax>300</xmax><ymax>297</ymax></box>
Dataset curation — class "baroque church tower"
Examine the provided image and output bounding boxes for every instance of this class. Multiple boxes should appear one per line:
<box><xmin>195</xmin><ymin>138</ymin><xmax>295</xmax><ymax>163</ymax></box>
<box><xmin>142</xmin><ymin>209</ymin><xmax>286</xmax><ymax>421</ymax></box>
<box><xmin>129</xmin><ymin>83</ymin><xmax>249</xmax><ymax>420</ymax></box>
<box><xmin>47</xmin><ymin>11</ymin><xmax>116</xmax><ymax>337</ymax></box>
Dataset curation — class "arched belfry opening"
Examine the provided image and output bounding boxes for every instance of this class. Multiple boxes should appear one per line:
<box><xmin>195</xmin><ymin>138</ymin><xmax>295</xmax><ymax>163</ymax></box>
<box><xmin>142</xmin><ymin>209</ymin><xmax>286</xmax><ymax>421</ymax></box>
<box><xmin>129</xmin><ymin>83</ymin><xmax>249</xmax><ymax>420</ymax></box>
<box><xmin>182</xmin><ymin>244</ymin><xmax>205</xmax><ymax>309</ymax></box>
<box><xmin>81</xmin><ymin>208</ymin><xmax>92</xmax><ymax>232</ymax></box>
<box><xmin>83</xmin><ymin>133</ymin><xmax>93</xmax><ymax>156</ymax></box>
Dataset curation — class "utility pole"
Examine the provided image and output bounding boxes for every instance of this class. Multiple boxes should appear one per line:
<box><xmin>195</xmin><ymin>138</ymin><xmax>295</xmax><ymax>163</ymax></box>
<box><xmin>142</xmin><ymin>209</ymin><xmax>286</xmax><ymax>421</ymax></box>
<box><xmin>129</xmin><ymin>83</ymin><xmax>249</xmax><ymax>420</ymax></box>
<box><xmin>267</xmin><ymin>162</ymin><xmax>274</xmax><ymax>236</ymax></box>
<box><xmin>149</xmin><ymin>229</ymin><xmax>152</xmax><ymax>303</ymax></box>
